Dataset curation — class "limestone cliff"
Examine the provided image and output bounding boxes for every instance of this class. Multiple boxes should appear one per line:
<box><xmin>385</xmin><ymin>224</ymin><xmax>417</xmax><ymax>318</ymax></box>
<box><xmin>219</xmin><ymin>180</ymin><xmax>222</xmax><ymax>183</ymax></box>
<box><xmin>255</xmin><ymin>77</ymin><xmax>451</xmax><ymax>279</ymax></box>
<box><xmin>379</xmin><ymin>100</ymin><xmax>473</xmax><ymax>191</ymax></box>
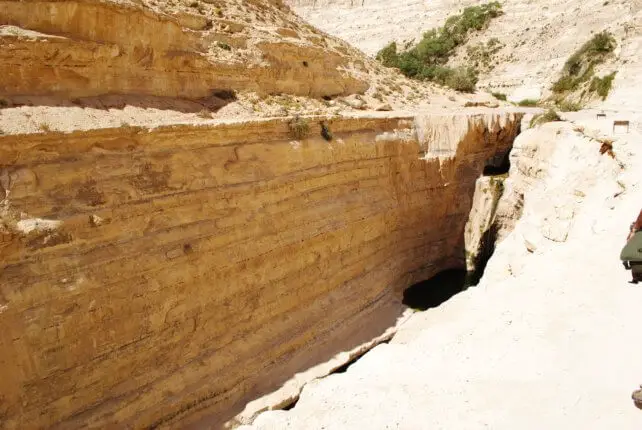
<box><xmin>464</xmin><ymin>175</ymin><xmax>504</xmax><ymax>273</ymax></box>
<box><xmin>0</xmin><ymin>0</ymin><xmax>496</xmax><ymax>134</ymax></box>
<box><xmin>0</xmin><ymin>112</ymin><xmax>520</xmax><ymax>428</ymax></box>
<box><xmin>240</xmin><ymin>115</ymin><xmax>642</xmax><ymax>430</ymax></box>
<box><xmin>486</xmin><ymin>120</ymin><xmax>624</xmax><ymax>282</ymax></box>
<box><xmin>0</xmin><ymin>0</ymin><xmax>368</xmax><ymax>100</ymax></box>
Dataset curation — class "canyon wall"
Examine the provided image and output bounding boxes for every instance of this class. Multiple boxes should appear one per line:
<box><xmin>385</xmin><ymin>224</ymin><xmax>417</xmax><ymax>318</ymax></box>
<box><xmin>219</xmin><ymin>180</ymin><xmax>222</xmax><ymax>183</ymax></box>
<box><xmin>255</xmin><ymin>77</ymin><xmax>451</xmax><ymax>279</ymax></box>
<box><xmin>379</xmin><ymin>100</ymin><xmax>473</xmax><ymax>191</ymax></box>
<box><xmin>0</xmin><ymin>0</ymin><xmax>368</xmax><ymax>100</ymax></box>
<box><xmin>0</xmin><ymin>112</ymin><xmax>520</xmax><ymax>429</ymax></box>
<box><xmin>485</xmin><ymin>120</ymin><xmax>625</xmax><ymax>283</ymax></box>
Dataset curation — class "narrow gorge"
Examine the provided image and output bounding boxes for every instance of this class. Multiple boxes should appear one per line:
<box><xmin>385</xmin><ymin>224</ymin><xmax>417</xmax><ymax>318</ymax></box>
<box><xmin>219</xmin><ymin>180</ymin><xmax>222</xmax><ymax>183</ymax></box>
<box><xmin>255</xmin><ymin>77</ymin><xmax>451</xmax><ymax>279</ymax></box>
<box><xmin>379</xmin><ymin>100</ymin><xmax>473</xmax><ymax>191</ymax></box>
<box><xmin>6</xmin><ymin>0</ymin><xmax>640</xmax><ymax>428</ymax></box>
<box><xmin>0</xmin><ymin>112</ymin><xmax>521</xmax><ymax>428</ymax></box>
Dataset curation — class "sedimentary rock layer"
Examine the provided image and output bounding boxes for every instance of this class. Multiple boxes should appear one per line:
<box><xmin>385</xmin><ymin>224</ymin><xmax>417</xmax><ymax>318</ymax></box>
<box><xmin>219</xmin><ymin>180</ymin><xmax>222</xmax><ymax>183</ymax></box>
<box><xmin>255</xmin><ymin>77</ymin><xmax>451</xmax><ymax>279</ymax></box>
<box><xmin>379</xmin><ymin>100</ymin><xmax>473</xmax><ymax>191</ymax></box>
<box><xmin>0</xmin><ymin>0</ymin><xmax>368</xmax><ymax>99</ymax></box>
<box><xmin>0</xmin><ymin>112</ymin><xmax>520</xmax><ymax>429</ymax></box>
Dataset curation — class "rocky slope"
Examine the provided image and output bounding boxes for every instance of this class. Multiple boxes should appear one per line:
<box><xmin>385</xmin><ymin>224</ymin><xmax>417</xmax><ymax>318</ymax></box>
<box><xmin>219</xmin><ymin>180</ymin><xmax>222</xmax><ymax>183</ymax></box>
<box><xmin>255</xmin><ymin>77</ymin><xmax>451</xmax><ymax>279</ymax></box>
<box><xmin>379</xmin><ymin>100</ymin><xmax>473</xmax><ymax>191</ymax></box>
<box><xmin>0</xmin><ymin>0</ymin><xmax>368</xmax><ymax>99</ymax></box>
<box><xmin>0</xmin><ymin>111</ymin><xmax>521</xmax><ymax>428</ymax></box>
<box><xmin>287</xmin><ymin>0</ymin><xmax>642</xmax><ymax>107</ymax></box>
<box><xmin>0</xmin><ymin>0</ymin><xmax>505</xmax><ymax>135</ymax></box>
<box><xmin>242</xmin><ymin>111</ymin><xmax>642</xmax><ymax>430</ymax></box>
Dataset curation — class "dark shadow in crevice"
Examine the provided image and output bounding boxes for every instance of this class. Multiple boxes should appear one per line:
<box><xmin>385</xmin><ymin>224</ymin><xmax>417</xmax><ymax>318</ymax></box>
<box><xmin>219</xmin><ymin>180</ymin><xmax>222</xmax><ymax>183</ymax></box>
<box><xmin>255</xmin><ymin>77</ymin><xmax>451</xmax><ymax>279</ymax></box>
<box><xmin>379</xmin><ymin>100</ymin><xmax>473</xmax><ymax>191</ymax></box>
<box><xmin>483</xmin><ymin>150</ymin><xmax>510</xmax><ymax>176</ymax></box>
<box><xmin>332</xmin><ymin>338</ymin><xmax>391</xmax><ymax>375</ymax></box>
<box><xmin>282</xmin><ymin>399</ymin><xmax>297</xmax><ymax>411</ymax></box>
<box><xmin>472</xmin><ymin>222</ymin><xmax>500</xmax><ymax>285</ymax></box>
<box><xmin>402</xmin><ymin>269</ymin><xmax>476</xmax><ymax>311</ymax></box>
<box><xmin>3</xmin><ymin>89</ymin><xmax>238</xmax><ymax>114</ymax></box>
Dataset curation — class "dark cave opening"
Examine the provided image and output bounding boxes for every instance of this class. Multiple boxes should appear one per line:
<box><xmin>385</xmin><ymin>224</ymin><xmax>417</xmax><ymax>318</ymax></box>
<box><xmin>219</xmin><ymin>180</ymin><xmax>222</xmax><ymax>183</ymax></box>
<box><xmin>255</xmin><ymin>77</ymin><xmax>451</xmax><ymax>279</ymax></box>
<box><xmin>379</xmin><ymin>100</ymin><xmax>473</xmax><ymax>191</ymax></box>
<box><xmin>402</xmin><ymin>269</ymin><xmax>478</xmax><ymax>311</ymax></box>
<box><xmin>483</xmin><ymin>150</ymin><xmax>511</xmax><ymax>176</ymax></box>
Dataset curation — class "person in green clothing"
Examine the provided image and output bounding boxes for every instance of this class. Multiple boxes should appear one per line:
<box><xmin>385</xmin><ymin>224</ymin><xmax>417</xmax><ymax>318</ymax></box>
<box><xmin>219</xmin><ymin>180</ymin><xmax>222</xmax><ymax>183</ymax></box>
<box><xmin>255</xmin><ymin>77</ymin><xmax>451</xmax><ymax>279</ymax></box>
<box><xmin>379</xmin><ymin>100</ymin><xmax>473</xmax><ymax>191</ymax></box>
<box><xmin>627</xmin><ymin>209</ymin><xmax>642</xmax><ymax>241</ymax></box>
<box><xmin>622</xmin><ymin>209</ymin><xmax>642</xmax><ymax>283</ymax></box>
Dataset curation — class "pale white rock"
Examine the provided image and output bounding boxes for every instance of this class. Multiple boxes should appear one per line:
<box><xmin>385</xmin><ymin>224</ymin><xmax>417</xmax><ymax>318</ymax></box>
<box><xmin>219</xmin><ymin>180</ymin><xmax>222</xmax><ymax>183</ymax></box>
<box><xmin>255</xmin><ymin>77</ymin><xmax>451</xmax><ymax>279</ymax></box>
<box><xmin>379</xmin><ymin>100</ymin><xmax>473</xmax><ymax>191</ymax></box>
<box><xmin>507</xmin><ymin>86</ymin><xmax>542</xmax><ymax>104</ymax></box>
<box><xmin>374</xmin><ymin>102</ymin><xmax>392</xmax><ymax>111</ymax></box>
<box><xmin>15</xmin><ymin>218</ymin><xmax>62</xmax><ymax>234</ymax></box>
<box><xmin>244</xmin><ymin>113</ymin><xmax>642</xmax><ymax>430</ymax></box>
<box><xmin>285</xmin><ymin>0</ymin><xmax>642</xmax><ymax>108</ymax></box>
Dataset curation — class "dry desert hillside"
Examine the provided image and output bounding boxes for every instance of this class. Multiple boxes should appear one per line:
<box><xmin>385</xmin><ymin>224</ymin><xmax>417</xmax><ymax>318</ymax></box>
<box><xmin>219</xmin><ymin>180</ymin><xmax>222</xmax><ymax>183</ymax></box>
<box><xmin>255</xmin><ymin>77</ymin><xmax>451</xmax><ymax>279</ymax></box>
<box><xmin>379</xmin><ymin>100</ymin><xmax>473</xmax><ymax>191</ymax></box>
<box><xmin>288</xmin><ymin>0</ymin><xmax>642</xmax><ymax>108</ymax></box>
<box><xmin>0</xmin><ymin>0</ymin><xmax>502</xmax><ymax>134</ymax></box>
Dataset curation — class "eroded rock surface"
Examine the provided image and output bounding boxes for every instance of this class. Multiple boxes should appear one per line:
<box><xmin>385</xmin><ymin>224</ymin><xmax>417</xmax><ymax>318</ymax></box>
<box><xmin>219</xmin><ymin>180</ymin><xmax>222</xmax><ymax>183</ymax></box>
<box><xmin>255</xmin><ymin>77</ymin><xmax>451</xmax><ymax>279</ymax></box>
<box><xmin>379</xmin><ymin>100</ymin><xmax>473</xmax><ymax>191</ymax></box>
<box><xmin>0</xmin><ymin>112</ymin><xmax>520</xmax><ymax>429</ymax></box>
<box><xmin>0</xmin><ymin>0</ymin><xmax>369</xmax><ymax>99</ymax></box>
<box><xmin>241</xmin><ymin>112</ymin><xmax>642</xmax><ymax>430</ymax></box>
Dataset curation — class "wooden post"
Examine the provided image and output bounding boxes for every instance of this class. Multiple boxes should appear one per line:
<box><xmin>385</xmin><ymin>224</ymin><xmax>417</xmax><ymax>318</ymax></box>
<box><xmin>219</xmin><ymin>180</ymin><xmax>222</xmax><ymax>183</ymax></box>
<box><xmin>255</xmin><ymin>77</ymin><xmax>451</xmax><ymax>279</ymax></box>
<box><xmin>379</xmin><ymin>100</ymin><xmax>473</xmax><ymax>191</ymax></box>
<box><xmin>613</xmin><ymin>120</ymin><xmax>630</xmax><ymax>133</ymax></box>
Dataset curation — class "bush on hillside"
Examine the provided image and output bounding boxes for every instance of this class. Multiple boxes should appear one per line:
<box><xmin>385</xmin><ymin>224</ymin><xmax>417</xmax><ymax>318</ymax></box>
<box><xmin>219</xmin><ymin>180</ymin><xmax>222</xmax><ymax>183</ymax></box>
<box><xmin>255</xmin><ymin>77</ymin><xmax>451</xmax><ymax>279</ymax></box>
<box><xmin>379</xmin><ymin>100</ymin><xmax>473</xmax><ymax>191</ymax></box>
<box><xmin>376</xmin><ymin>42</ymin><xmax>399</xmax><ymax>68</ymax></box>
<box><xmin>529</xmin><ymin>109</ymin><xmax>561</xmax><ymax>128</ymax></box>
<box><xmin>517</xmin><ymin>99</ymin><xmax>539</xmax><ymax>107</ymax></box>
<box><xmin>552</xmin><ymin>31</ymin><xmax>616</xmax><ymax>94</ymax></box>
<box><xmin>556</xmin><ymin>99</ymin><xmax>582</xmax><ymax>112</ymax></box>
<box><xmin>443</xmin><ymin>66</ymin><xmax>479</xmax><ymax>92</ymax></box>
<box><xmin>376</xmin><ymin>2</ymin><xmax>502</xmax><ymax>92</ymax></box>
<box><xmin>288</xmin><ymin>115</ymin><xmax>309</xmax><ymax>140</ymax></box>
<box><xmin>589</xmin><ymin>72</ymin><xmax>617</xmax><ymax>100</ymax></box>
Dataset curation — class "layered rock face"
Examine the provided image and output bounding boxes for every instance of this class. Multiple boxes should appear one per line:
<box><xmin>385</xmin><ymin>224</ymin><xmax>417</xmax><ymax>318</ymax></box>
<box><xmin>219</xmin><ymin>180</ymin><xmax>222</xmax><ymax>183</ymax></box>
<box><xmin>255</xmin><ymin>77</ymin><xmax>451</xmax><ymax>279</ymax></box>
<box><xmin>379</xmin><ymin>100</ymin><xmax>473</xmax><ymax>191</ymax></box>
<box><xmin>0</xmin><ymin>0</ymin><xmax>368</xmax><ymax>100</ymax></box>
<box><xmin>0</xmin><ymin>112</ymin><xmax>520</xmax><ymax>428</ymax></box>
<box><xmin>241</xmin><ymin>116</ymin><xmax>642</xmax><ymax>430</ymax></box>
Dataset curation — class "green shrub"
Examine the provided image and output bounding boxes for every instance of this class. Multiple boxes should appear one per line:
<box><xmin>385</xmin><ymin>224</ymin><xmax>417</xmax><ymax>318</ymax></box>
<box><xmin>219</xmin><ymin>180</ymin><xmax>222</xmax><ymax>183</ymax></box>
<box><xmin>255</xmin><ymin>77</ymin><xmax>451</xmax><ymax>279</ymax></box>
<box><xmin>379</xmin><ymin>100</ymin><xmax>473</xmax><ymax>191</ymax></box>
<box><xmin>375</xmin><ymin>2</ymin><xmax>502</xmax><ymax>92</ymax></box>
<box><xmin>530</xmin><ymin>109</ymin><xmax>561</xmax><ymax>128</ymax></box>
<box><xmin>396</xmin><ymin>52</ymin><xmax>423</xmax><ymax>77</ymax></box>
<box><xmin>376</xmin><ymin>42</ymin><xmax>399</xmax><ymax>67</ymax></box>
<box><xmin>288</xmin><ymin>116</ymin><xmax>309</xmax><ymax>140</ymax></box>
<box><xmin>217</xmin><ymin>42</ymin><xmax>232</xmax><ymax>51</ymax></box>
<box><xmin>491</xmin><ymin>92</ymin><xmax>507</xmax><ymax>101</ymax></box>
<box><xmin>442</xmin><ymin>2</ymin><xmax>503</xmax><ymax>37</ymax></box>
<box><xmin>517</xmin><ymin>99</ymin><xmax>539</xmax><ymax>107</ymax></box>
<box><xmin>589</xmin><ymin>72</ymin><xmax>616</xmax><ymax>100</ymax></box>
<box><xmin>556</xmin><ymin>99</ymin><xmax>582</xmax><ymax>112</ymax></box>
<box><xmin>552</xmin><ymin>31</ymin><xmax>616</xmax><ymax>94</ymax></box>
<box><xmin>444</xmin><ymin>66</ymin><xmax>479</xmax><ymax>92</ymax></box>
<box><xmin>466</xmin><ymin>38</ymin><xmax>503</xmax><ymax>70</ymax></box>
<box><xmin>552</xmin><ymin>75</ymin><xmax>580</xmax><ymax>93</ymax></box>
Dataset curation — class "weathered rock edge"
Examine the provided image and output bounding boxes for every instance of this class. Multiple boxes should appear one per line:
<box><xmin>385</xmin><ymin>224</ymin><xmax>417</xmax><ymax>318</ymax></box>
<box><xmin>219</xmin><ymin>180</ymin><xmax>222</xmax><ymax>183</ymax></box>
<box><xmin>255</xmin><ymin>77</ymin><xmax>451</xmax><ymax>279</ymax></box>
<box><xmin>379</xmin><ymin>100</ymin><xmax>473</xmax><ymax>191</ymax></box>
<box><xmin>0</xmin><ymin>111</ymin><xmax>521</xmax><ymax>429</ymax></box>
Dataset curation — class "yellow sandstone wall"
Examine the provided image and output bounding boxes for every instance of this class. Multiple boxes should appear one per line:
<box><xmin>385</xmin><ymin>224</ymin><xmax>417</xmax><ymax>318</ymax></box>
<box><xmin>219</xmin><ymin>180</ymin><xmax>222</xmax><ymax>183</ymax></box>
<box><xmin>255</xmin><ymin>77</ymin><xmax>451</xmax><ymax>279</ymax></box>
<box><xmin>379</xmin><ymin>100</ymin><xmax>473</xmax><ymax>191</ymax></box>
<box><xmin>0</xmin><ymin>112</ymin><xmax>521</xmax><ymax>429</ymax></box>
<box><xmin>0</xmin><ymin>0</ymin><xmax>368</xmax><ymax>99</ymax></box>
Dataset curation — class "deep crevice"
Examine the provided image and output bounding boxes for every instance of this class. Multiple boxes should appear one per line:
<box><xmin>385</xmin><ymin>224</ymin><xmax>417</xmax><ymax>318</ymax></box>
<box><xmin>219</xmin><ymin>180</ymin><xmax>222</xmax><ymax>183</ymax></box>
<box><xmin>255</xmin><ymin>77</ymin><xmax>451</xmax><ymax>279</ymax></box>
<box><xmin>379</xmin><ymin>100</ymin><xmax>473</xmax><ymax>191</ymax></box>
<box><xmin>471</xmin><ymin>222</ymin><xmax>500</xmax><ymax>283</ymax></box>
<box><xmin>252</xmin><ymin>128</ymin><xmax>522</xmax><ymax>418</ymax></box>
<box><xmin>332</xmin><ymin>338</ymin><xmax>391</xmax><ymax>375</ymax></box>
<box><xmin>402</xmin><ymin>269</ymin><xmax>475</xmax><ymax>311</ymax></box>
<box><xmin>483</xmin><ymin>150</ymin><xmax>510</xmax><ymax>176</ymax></box>
<box><xmin>470</xmin><ymin>146</ymin><xmax>513</xmax><ymax>281</ymax></box>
